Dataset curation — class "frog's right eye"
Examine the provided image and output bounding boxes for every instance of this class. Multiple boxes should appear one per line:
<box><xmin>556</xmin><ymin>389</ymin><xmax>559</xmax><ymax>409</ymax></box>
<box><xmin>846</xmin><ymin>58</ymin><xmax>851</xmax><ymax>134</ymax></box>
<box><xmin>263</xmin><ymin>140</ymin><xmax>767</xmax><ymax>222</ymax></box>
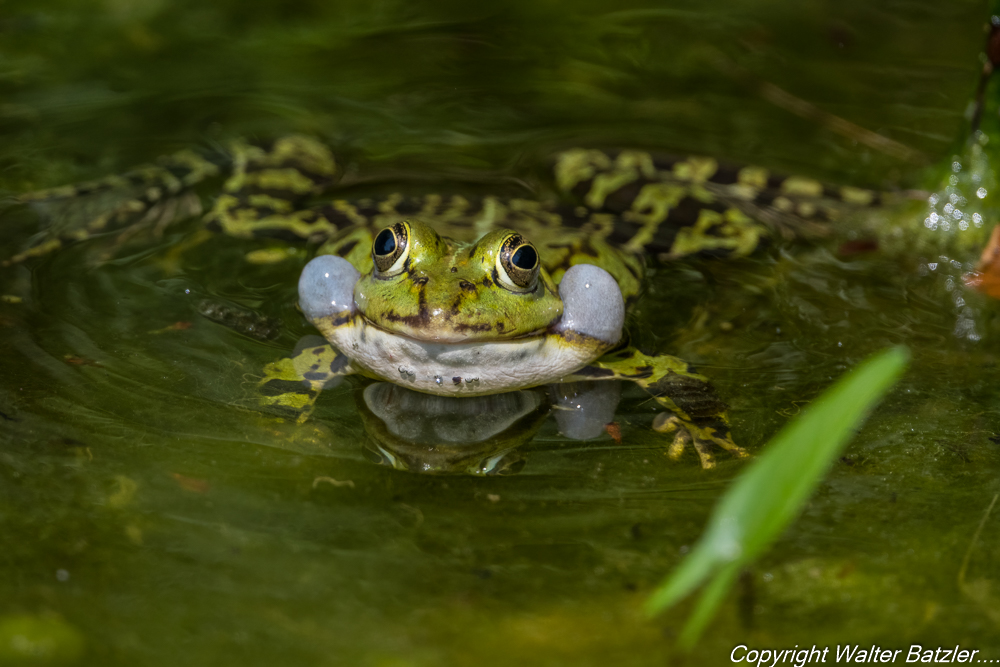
<box><xmin>372</xmin><ymin>222</ymin><xmax>410</xmax><ymax>274</ymax></box>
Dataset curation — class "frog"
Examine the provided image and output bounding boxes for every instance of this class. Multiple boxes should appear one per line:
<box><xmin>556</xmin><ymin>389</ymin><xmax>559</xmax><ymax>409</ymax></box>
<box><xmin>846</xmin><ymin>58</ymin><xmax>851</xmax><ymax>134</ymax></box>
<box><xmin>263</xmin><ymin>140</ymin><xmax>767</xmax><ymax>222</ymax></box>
<box><xmin>4</xmin><ymin>135</ymin><xmax>883</xmax><ymax>468</ymax></box>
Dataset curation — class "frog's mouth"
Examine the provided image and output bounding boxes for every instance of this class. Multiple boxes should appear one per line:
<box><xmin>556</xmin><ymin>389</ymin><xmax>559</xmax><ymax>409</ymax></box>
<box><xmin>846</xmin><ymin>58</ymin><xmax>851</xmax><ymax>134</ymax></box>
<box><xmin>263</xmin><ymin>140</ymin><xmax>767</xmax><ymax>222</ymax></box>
<box><xmin>297</xmin><ymin>256</ymin><xmax>625</xmax><ymax>395</ymax></box>
<box><xmin>298</xmin><ymin>256</ymin><xmax>624</xmax><ymax>347</ymax></box>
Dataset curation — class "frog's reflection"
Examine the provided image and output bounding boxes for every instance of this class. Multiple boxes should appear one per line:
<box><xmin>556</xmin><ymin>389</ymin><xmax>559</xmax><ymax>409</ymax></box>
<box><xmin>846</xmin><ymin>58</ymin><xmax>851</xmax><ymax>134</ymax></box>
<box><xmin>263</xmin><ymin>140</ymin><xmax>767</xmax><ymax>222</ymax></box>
<box><xmin>355</xmin><ymin>381</ymin><xmax>622</xmax><ymax>476</ymax></box>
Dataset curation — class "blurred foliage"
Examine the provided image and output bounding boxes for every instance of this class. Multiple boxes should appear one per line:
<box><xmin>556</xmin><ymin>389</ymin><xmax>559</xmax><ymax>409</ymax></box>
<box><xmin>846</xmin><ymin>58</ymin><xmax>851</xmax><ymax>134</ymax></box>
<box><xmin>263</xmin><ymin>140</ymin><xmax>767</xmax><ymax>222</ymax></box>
<box><xmin>0</xmin><ymin>0</ymin><xmax>985</xmax><ymax>191</ymax></box>
<box><xmin>646</xmin><ymin>347</ymin><xmax>909</xmax><ymax>647</ymax></box>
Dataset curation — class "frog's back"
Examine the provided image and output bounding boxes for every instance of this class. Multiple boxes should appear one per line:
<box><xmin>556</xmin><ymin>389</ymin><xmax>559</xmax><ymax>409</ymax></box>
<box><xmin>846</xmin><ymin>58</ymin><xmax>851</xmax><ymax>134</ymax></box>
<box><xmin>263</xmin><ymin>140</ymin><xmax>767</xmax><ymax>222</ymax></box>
<box><xmin>7</xmin><ymin>136</ymin><xmax>884</xmax><ymax>280</ymax></box>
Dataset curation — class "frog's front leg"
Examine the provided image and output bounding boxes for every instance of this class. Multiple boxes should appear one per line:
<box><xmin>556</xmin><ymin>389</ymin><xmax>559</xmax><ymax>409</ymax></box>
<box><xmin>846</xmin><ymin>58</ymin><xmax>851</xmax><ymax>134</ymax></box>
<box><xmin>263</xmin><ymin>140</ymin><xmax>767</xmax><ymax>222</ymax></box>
<box><xmin>564</xmin><ymin>347</ymin><xmax>746</xmax><ymax>468</ymax></box>
<box><xmin>258</xmin><ymin>339</ymin><xmax>357</xmax><ymax>423</ymax></box>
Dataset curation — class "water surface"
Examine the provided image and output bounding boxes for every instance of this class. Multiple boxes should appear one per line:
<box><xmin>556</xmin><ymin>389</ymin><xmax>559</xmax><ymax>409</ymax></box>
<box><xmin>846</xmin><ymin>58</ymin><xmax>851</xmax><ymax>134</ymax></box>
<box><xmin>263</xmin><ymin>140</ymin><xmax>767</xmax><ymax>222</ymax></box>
<box><xmin>1</xmin><ymin>0</ymin><xmax>998</xmax><ymax>664</ymax></box>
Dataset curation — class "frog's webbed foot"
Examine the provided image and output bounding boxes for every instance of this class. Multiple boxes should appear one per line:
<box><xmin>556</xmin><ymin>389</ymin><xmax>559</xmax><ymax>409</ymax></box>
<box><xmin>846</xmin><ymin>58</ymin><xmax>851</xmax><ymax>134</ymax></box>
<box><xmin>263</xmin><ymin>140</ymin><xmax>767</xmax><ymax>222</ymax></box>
<box><xmin>565</xmin><ymin>346</ymin><xmax>746</xmax><ymax>469</ymax></box>
<box><xmin>257</xmin><ymin>337</ymin><xmax>356</xmax><ymax>423</ymax></box>
<box><xmin>6</xmin><ymin>150</ymin><xmax>220</xmax><ymax>266</ymax></box>
<box><xmin>652</xmin><ymin>413</ymin><xmax>745</xmax><ymax>469</ymax></box>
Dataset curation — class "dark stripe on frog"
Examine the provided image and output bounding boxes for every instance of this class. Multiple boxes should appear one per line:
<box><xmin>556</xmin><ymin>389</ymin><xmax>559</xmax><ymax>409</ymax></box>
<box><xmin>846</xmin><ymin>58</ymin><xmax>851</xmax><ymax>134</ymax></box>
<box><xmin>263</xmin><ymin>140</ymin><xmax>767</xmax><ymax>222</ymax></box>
<box><xmin>624</xmin><ymin>365</ymin><xmax>654</xmax><ymax>379</ymax></box>
<box><xmin>708</xmin><ymin>165</ymin><xmax>740</xmax><ymax>185</ymax></box>
<box><xmin>331</xmin><ymin>313</ymin><xmax>352</xmax><ymax>327</ymax></box>
<box><xmin>647</xmin><ymin>370</ymin><xmax>727</xmax><ymax>422</ymax></box>
<box><xmin>391</xmin><ymin>198</ymin><xmax>423</xmax><ymax>215</ymax></box>
<box><xmin>752</xmin><ymin>189</ymin><xmax>777</xmax><ymax>207</ymax></box>
<box><xmin>564</xmin><ymin>154</ymin><xmax>741</xmax><ymax>209</ymax></box>
<box><xmin>208</xmin><ymin>201</ymin><xmax>337</xmax><ymax>242</ymax></box>
<box><xmin>338</xmin><ymin>239</ymin><xmax>359</xmax><ymax>257</ymax></box>
<box><xmin>747</xmin><ymin>190</ymin><xmax>834</xmax><ymax>222</ymax></box>
<box><xmin>237</xmin><ymin>140</ymin><xmax>335</xmax><ymax>189</ymax></box>
<box><xmin>381</xmin><ymin>273</ymin><xmax>431</xmax><ymax>328</ymax></box>
<box><xmin>609</xmin><ymin>196</ymin><xmax>729</xmax><ymax>251</ymax></box>
<box><xmin>549</xmin><ymin>206</ymin><xmax>592</xmax><ymax>229</ymax></box>
<box><xmin>605</xmin><ymin>217</ymin><xmax>646</xmax><ymax>247</ymax></box>
<box><xmin>328</xmin><ymin>354</ymin><xmax>350</xmax><ymax>374</ymax></box>
<box><xmin>453</xmin><ymin>322</ymin><xmax>492</xmax><ymax>334</ymax></box>
<box><xmin>766</xmin><ymin>174</ymin><xmax>787</xmax><ymax>190</ymax></box>
<box><xmin>302</xmin><ymin>353</ymin><xmax>348</xmax><ymax>382</ymax></box>
<box><xmin>259</xmin><ymin>379</ymin><xmax>317</xmax><ymax>397</ymax></box>
<box><xmin>573</xmin><ymin>365</ymin><xmax>615</xmax><ymax>378</ymax></box>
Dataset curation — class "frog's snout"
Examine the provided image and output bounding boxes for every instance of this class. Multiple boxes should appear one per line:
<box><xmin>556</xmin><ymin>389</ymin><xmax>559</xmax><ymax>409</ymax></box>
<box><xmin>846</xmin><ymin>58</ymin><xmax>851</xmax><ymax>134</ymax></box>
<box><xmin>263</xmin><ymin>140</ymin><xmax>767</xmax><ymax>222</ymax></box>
<box><xmin>298</xmin><ymin>255</ymin><xmax>361</xmax><ymax>323</ymax></box>
<box><xmin>553</xmin><ymin>264</ymin><xmax>625</xmax><ymax>344</ymax></box>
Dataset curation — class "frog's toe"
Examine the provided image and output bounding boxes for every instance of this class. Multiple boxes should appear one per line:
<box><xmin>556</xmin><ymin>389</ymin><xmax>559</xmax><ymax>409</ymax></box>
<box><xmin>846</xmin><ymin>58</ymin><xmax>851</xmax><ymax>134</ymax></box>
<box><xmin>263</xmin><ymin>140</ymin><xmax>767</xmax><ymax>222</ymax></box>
<box><xmin>662</xmin><ymin>418</ymin><xmax>693</xmax><ymax>459</ymax></box>
<box><xmin>298</xmin><ymin>255</ymin><xmax>360</xmax><ymax>323</ymax></box>
<box><xmin>653</xmin><ymin>412</ymin><xmax>746</xmax><ymax>469</ymax></box>
<box><xmin>554</xmin><ymin>263</ymin><xmax>625</xmax><ymax>344</ymax></box>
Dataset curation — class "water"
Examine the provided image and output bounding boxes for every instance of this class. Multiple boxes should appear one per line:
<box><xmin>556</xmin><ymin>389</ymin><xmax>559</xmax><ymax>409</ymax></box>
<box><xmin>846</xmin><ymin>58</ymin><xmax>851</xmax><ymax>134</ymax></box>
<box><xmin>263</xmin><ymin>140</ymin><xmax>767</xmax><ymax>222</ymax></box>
<box><xmin>1</xmin><ymin>0</ymin><xmax>998</xmax><ymax>664</ymax></box>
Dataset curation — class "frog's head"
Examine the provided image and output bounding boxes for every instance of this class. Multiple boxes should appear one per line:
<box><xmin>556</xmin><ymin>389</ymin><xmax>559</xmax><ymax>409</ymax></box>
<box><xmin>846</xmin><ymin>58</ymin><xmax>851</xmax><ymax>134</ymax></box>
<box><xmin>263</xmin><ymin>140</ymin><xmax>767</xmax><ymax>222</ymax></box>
<box><xmin>348</xmin><ymin>220</ymin><xmax>564</xmax><ymax>343</ymax></box>
<box><xmin>297</xmin><ymin>220</ymin><xmax>625</xmax><ymax>395</ymax></box>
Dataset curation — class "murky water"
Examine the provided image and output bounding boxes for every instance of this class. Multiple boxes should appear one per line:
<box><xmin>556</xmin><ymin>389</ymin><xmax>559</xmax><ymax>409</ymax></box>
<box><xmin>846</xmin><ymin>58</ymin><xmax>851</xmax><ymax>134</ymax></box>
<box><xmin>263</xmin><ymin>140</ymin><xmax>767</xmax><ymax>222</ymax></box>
<box><xmin>2</xmin><ymin>0</ymin><xmax>999</xmax><ymax>664</ymax></box>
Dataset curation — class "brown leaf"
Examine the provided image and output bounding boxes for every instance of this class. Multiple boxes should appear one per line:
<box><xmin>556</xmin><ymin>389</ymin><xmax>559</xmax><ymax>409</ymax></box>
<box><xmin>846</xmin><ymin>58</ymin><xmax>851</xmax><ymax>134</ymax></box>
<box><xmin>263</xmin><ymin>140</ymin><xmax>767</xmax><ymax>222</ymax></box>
<box><xmin>968</xmin><ymin>224</ymin><xmax>1000</xmax><ymax>299</ymax></box>
<box><xmin>604</xmin><ymin>421</ymin><xmax>622</xmax><ymax>444</ymax></box>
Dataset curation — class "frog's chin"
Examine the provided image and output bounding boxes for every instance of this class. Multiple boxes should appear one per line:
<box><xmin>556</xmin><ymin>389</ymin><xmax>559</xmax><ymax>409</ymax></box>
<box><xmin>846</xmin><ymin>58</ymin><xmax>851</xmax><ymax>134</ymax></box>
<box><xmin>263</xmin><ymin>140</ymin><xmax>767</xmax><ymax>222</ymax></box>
<box><xmin>298</xmin><ymin>256</ymin><xmax>625</xmax><ymax>396</ymax></box>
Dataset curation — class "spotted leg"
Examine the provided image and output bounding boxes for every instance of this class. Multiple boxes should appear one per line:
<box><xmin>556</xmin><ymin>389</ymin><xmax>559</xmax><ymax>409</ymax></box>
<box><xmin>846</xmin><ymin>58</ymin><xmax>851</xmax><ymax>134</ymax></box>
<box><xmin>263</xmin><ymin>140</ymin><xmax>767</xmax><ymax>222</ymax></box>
<box><xmin>204</xmin><ymin>136</ymin><xmax>341</xmax><ymax>242</ymax></box>
<box><xmin>563</xmin><ymin>346</ymin><xmax>746</xmax><ymax>468</ymax></box>
<box><xmin>551</xmin><ymin>148</ymin><xmax>891</xmax><ymax>260</ymax></box>
<box><xmin>257</xmin><ymin>338</ymin><xmax>357</xmax><ymax>423</ymax></box>
<box><xmin>6</xmin><ymin>149</ymin><xmax>222</xmax><ymax>266</ymax></box>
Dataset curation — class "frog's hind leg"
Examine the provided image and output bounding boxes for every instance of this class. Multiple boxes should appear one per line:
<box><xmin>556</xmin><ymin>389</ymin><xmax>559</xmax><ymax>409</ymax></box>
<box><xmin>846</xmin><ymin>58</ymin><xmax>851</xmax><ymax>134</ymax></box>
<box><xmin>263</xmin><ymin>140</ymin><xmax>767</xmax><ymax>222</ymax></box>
<box><xmin>564</xmin><ymin>346</ymin><xmax>746</xmax><ymax>469</ymax></box>
<box><xmin>551</xmin><ymin>148</ymin><xmax>886</xmax><ymax>261</ymax></box>
<box><xmin>204</xmin><ymin>136</ymin><xmax>341</xmax><ymax>243</ymax></box>
<box><xmin>257</xmin><ymin>339</ymin><xmax>356</xmax><ymax>423</ymax></box>
<box><xmin>6</xmin><ymin>149</ymin><xmax>222</xmax><ymax>266</ymax></box>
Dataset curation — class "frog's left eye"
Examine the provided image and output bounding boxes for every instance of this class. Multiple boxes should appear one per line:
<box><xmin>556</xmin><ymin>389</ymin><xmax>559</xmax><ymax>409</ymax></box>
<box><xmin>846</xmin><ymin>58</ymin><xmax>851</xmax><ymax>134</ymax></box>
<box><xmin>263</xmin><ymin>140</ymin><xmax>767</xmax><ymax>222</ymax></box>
<box><xmin>496</xmin><ymin>234</ymin><xmax>540</xmax><ymax>291</ymax></box>
<box><xmin>372</xmin><ymin>222</ymin><xmax>410</xmax><ymax>275</ymax></box>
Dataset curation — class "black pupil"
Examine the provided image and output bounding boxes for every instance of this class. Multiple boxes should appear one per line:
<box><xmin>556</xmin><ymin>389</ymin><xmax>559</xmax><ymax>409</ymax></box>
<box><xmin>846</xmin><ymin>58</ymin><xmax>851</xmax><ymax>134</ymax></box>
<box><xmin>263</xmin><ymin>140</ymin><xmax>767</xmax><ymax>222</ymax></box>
<box><xmin>374</xmin><ymin>229</ymin><xmax>396</xmax><ymax>256</ymax></box>
<box><xmin>511</xmin><ymin>245</ymin><xmax>537</xmax><ymax>270</ymax></box>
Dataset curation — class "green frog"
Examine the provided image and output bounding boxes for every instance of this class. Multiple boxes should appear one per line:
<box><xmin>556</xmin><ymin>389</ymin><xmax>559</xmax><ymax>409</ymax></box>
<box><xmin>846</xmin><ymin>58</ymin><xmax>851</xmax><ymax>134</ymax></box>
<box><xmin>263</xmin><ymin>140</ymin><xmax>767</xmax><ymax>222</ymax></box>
<box><xmin>6</xmin><ymin>135</ymin><xmax>880</xmax><ymax>468</ymax></box>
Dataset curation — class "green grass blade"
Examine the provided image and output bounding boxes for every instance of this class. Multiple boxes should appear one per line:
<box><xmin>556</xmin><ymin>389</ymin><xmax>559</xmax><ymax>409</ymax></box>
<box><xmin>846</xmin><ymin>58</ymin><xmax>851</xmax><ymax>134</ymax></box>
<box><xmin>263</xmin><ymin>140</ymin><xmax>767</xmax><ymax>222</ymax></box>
<box><xmin>677</xmin><ymin>561</ymin><xmax>742</xmax><ymax>648</ymax></box>
<box><xmin>645</xmin><ymin>346</ymin><xmax>909</xmax><ymax>626</ymax></box>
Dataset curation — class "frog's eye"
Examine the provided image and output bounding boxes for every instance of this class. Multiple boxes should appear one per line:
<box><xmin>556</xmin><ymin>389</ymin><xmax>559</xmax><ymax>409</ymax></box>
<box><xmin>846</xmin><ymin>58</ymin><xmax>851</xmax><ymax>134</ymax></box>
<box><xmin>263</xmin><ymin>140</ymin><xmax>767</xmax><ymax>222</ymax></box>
<box><xmin>372</xmin><ymin>222</ymin><xmax>410</xmax><ymax>274</ymax></box>
<box><xmin>496</xmin><ymin>234</ymin><xmax>540</xmax><ymax>291</ymax></box>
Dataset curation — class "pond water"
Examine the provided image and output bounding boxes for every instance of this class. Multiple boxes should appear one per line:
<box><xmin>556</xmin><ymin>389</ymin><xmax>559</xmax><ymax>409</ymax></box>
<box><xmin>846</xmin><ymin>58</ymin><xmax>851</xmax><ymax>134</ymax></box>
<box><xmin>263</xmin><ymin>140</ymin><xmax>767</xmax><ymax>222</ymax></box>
<box><xmin>1</xmin><ymin>0</ymin><xmax>999</xmax><ymax>664</ymax></box>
